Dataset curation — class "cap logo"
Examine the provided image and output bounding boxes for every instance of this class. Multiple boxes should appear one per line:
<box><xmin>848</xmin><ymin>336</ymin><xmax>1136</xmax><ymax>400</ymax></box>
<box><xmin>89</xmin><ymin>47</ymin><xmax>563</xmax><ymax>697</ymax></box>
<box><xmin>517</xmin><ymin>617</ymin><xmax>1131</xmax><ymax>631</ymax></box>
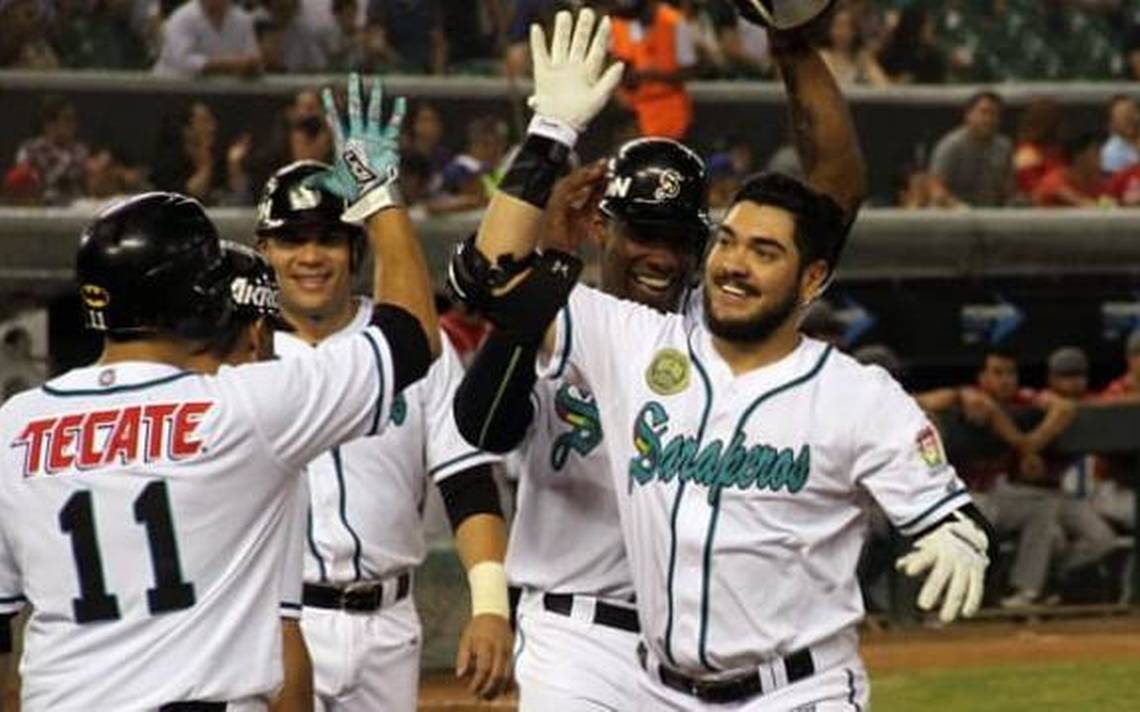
<box><xmin>231</xmin><ymin>277</ymin><xmax>279</xmax><ymax>310</ymax></box>
<box><xmin>654</xmin><ymin>169</ymin><xmax>682</xmax><ymax>202</ymax></box>
<box><xmin>288</xmin><ymin>185</ymin><xmax>321</xmax><ymax>211</ymax></box>
<box><xmin>606</xmin><ymin>175</ymin><xmax>632</xmax><ymax>199</ymax></box>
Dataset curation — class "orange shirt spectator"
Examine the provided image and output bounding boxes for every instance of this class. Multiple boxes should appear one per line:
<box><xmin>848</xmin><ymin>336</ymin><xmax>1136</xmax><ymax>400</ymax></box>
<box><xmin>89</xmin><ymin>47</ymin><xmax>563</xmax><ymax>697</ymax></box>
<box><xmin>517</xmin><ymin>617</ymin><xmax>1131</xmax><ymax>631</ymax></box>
<box><xmin>611</xmin><ymin>0</ymin><xmax>696</xmax><ymax>140</ymax></box>
<box><xmin>1032</xmin><ymin>131</ymin><xmax>1114</xmax><ymax>207</ymax></box>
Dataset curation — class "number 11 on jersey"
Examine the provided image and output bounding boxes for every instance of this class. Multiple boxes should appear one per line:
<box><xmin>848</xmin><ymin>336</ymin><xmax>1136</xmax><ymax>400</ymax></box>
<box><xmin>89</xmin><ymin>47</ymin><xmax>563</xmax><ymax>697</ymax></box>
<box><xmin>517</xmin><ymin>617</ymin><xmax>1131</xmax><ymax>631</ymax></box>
<box><xmin>59</xmin><ymin>480</ymin><xmax>196</xmax><ymax>624</ymax></box>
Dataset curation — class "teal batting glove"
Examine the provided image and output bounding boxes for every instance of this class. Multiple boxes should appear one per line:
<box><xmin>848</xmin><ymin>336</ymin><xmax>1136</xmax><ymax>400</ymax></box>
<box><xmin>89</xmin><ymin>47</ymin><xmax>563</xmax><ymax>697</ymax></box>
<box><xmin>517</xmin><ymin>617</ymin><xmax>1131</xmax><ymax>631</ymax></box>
<box><xmin>306</xmin><ymin>73</ymin><xmax>406</xmax><ymax>222</ymax></box>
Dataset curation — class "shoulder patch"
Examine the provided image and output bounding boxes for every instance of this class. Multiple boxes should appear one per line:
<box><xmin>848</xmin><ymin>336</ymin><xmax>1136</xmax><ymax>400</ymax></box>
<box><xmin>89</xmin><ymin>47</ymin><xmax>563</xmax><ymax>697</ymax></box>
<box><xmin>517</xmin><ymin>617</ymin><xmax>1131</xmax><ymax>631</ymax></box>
<box><xmin>646</xmin><ymin>348</ymin><xmax>690</xmax><ymax>396</ymax></box>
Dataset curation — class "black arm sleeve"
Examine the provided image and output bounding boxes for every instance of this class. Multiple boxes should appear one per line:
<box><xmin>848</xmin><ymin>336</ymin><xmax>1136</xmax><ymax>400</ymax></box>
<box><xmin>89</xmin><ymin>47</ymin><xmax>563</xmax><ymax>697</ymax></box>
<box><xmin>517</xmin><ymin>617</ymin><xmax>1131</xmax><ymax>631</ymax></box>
<box><xmin>0</xmin><ymin>613</ymin><xmax>13</xmax><ymax>654</ymax></box>
<box><xmin>453</xmin><ymin>328</ymin><xmax>539</xmax><ymax>453</ymax></box>
<box><xmin>436</xmin><ymin>464</ymin><xmax>504</xmax><ymax>531</ymax></box>
<box><xmin>370</xmin><ymin>304</ymin><xmax>432</xmax><ymax>393</ymax></box>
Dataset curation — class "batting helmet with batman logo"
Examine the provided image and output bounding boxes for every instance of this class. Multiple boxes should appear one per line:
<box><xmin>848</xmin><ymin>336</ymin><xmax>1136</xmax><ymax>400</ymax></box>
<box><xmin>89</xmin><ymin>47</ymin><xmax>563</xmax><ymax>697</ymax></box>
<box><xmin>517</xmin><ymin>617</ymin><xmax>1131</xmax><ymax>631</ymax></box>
<box><xmin>76</xmin><ymin>192</ymin><xmax>232</xmax><ymax>339</ymax></box>
<box><xmin>598</xmin><ymin>137</ymin><xmax>712</xmax><ymax>256</ymax></box>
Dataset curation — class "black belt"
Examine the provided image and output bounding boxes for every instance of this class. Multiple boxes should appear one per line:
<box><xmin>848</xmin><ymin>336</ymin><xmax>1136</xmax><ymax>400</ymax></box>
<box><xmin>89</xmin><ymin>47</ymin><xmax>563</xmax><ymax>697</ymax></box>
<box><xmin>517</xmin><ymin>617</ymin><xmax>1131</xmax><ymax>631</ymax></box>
<box><xmin>302</xmin><ymin>573</ymin><xmax>411</xmax><ymax>612</ymax></box>
<box><xmin>542</xmin><ymin>592</ymin><xmax>640</xmax><ymax>633</ymax></box>
<box><xmin>639</xmin><ymin>643</ymin><xmax>815</xmax><ymax>704</ymax></box>
<box><xmin>159</xmin><ymin>703</ymin><xmax>226</xmax><ymax>711</ymax></box>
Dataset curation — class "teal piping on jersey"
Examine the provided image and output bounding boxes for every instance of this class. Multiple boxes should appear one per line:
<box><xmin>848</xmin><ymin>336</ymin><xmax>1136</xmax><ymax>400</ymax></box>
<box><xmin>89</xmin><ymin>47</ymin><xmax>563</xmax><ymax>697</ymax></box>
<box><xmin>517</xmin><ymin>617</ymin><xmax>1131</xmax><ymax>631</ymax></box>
<box><xmin>280</xmin><ymin>601</ymin><xmax>302</xmax><ymax>611</ymax></box>
<box><xmin>551</xmin><ymin>308</ymin><xmax>572</xmax><ymax>380</ymax></box>
<box><xmin>846</xmin><ymin>667</ymin><xmax>863</xmax><ymax>711</ymax></box>
<box><xmin>428</xmin><ymin>450</ymin><xmax>491</xmax><ymax>478</ymax></box>
<box><xmin>41</xmin><ymin>371</ymin><xmax>195</xmax><ymax>397</ymax></box>
<box><xmin>697</xmin><ymin>344</ymin><xmax>833</xmax><ymax>671</ymax></box>
<box><xmin>331</xmin><ymin>447</ymin><xmax>365</xmax><ymax>582</ymax></box>
<box><xmin>663</xmin><ymin>327</ymin><xmax>714</xmax><ymax>667</ymax></box>
<box><xmin>896</xmin><ymin>486</ymin><xmax>970</xmax><ymax>535</ymax></box>
<box><xmin>362</xmin><ymin>331</ymin><xmax>387</xmax><ymax>437</ymax></box>
<box><xmin>306</xmin><ymin>507</ymin><xmax>328</xmax><ymax>583</ymax></box>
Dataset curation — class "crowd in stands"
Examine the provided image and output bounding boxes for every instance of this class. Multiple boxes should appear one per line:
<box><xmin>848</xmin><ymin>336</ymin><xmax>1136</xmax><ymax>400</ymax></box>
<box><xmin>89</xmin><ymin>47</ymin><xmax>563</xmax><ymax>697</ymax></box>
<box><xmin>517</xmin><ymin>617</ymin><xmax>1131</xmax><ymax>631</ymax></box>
<box><xmin>2</xmin><ymin>1</ymin><xmax>1140</xmax><ymax>82</ymax></box>
<box><xmin>802</xmin><ymin>303</ymin><xmax>1139</xmax><ymax>610</ymax></box>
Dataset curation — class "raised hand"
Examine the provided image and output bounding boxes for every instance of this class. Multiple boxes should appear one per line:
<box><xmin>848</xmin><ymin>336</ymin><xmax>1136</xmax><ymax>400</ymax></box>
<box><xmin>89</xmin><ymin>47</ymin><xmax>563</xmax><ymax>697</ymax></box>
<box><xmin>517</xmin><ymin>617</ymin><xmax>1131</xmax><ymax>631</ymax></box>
<box><xmin>307</xmin><ymin>73</ymin><xmax>406</xmax><ymax>222</ymax></box>
<box><xmin>528</xmin><ymin>8</ymin><xmax>625</xmax><ymax>133</ymax></box>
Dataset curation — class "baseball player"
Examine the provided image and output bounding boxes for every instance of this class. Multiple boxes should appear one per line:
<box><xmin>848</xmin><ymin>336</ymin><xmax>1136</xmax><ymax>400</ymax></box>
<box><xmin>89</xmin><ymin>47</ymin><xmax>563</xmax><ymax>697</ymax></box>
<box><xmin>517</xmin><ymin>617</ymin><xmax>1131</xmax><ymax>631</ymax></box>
<box><xmin>256</xmin><ymin>158</ymin><xmax>512</xmax><ymax>710</ymax></box>
<box><xmin>453</xmin><ymin>140</ymin><xmax>710</xmax><ymax>711</ymax></box>
<box><xmin>450</xmin><ymin>9</ymin><xmax>994</xmax><ymax>709</ymax></box>
<box><xmin>0</xmin><ymin>76</ymin><xmax>439</xmax><ymax>710</ymax></box>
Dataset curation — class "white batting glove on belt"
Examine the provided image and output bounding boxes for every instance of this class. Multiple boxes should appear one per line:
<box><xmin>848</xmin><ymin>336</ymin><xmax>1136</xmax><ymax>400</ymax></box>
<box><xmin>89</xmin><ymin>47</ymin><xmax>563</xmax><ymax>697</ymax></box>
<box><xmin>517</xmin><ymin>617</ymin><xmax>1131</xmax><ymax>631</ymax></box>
<box><xmin>895</xmin><ymin>511</ymin><xmax>989</xmax><ymax>624</ymax></box>
<box><xmin>527</xmin><ymin>8</ymin><xmax>625</xmax><ymax>145</ymax></box>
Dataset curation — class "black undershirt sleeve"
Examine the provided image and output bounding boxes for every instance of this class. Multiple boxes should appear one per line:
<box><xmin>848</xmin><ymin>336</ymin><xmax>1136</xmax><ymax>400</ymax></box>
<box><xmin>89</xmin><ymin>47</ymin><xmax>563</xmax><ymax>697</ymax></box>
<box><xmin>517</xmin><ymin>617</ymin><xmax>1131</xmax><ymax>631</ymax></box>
<box><xmin>452</xmin><ymin>328</ymin><xmax>539</xmax><ymax>453</ymax></box>
<box><xmin>437</xmin><ymin>464</ymin><xmax>504</xmax><ymax>532</ymax></box>
<box><xmin>369</xmin><ymin>304</ymin><xmax>432</xmax><ymax>393</ymax></box>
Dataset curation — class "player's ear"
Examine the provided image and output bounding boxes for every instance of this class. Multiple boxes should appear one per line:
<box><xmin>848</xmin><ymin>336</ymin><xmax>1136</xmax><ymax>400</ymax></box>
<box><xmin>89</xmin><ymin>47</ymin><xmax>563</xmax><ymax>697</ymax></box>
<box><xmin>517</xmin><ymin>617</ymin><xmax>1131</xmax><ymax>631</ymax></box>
<box><xmin>799</xmin><ymin>259</ymin><xmax>830</xmax><ymax>306</ymax></box>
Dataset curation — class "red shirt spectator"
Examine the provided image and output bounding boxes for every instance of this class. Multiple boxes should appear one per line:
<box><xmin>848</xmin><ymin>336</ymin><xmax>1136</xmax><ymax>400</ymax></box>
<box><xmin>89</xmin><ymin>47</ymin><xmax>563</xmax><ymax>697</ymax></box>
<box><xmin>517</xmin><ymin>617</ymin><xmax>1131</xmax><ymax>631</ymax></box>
<box><xmin>1013</xmin><ymin>98</ymin><xmax>1065</xmax><ymax>196</ymax></box>
<box><xmin>1032</xmin><ymin>131</ymin><xmax>1115</xmax><ymax>207</ymax></box>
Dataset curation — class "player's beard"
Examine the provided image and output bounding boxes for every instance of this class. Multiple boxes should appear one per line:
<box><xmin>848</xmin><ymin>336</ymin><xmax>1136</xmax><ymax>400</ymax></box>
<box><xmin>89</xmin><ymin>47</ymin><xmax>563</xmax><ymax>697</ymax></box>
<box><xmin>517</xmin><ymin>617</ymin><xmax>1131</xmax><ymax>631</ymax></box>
<box><xmin>702</xmin><ymin>279</ymin><xmax>801</xmax><ymax>344</ymax></box>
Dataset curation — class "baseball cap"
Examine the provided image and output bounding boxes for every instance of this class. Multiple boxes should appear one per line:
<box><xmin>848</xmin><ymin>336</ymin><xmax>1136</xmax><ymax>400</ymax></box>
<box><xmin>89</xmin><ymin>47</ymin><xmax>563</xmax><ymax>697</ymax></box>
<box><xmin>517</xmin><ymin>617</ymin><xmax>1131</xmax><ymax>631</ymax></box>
<box><xmin>1047</xmin><ymin>346</ymin><xmax>1088</xmax><ymax>376</ymax></box>
<box><xmin>1127</xmin><ymin>329</ymin><xmax>1140</xmax><ymax>357</ymax></box>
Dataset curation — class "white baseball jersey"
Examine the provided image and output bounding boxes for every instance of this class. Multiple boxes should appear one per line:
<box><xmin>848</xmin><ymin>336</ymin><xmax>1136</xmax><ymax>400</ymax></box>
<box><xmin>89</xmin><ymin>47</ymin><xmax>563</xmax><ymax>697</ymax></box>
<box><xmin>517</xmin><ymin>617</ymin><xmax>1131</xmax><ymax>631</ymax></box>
<box><xmin>506</xmin><ymin>369</ymin><xmax>634</xmax><ymax>601</ymax></box>
<box><xmin>275</xmin><ymin>299</ymin><xmax>498</xmax><ymax>585</ymax></box>
<box><xmin>543</xmin><ymin>286</ymin><xmax>971</xmax><ymax>675</ymax></box>
<box><xmin>0</xmin><ymin>319</ymin><xmax>398</xmax><ymax>710</ymax></box>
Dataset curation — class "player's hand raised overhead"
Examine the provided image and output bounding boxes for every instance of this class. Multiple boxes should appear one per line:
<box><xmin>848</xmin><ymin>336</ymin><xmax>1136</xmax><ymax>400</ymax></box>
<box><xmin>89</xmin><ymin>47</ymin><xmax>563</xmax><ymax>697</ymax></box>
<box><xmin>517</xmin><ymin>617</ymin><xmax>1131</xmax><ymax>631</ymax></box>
<box><xmin>529</xmin><ymin>8</ymin><xmax>625</xmax><ymax>134</ymax></box>
<box><xmin>308</xmin><ymin>72</ymin><xmax>406</xmax><ymax>222</ymax></box>
<box><xmin>896</xmin><ymin>510</ymin><xmax>990</xmax><ymax>624</ymax></box>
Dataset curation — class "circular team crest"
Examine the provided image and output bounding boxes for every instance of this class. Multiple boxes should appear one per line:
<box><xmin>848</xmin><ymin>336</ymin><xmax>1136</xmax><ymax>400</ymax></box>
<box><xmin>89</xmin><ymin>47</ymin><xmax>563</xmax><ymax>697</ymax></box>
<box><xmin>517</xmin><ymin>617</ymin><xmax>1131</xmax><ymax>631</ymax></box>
<box><xmin>646</xmin><ymin>348</ymin><xmax>691</xmax><ymax>395</ymax></box>
<box><xmin>654</xmin><ymin>168</ymin><xmax>683</xmax><ymax>201</ymax></box>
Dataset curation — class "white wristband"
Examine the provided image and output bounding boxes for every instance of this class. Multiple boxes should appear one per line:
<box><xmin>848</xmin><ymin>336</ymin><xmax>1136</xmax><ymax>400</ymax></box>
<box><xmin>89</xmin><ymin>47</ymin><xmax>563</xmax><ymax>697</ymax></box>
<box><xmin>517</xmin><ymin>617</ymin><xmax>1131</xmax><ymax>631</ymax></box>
<box><xmin>343</xmin><ymin>182</ymin><xmax>403</xmax><ymax>223</ymax></box>
<box><xmin>467</xmin><ymin>561</ymin><xmax>510</xmax><ymax>620</ymax></box>
<box><xmin>527</xmin><ymin>115</ymin><xmax>579</xmax><ymax>150</ymax></box>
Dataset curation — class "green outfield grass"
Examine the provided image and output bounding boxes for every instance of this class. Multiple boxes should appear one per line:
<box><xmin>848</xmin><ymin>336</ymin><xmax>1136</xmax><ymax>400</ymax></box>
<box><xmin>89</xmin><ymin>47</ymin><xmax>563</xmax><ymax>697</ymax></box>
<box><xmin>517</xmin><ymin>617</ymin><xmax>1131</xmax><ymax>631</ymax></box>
<box><xmin>872</xmin><ymin>660</ymin><xmax>1140</xmax><ymax>711</ymax></box>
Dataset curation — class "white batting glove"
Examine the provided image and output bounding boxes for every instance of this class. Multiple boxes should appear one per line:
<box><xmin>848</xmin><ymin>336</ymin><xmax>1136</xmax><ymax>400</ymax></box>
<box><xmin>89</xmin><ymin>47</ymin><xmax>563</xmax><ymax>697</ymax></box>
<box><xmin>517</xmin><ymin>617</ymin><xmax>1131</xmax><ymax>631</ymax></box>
<box><xmin>527</xmin><ymin>8</ymin><xmax>625</xmax><ymax>144</ymax></box>
<box><xmin>895</xmin><ymin>511</ymin><xmax>989</xmax><ymax>624</ymax></box>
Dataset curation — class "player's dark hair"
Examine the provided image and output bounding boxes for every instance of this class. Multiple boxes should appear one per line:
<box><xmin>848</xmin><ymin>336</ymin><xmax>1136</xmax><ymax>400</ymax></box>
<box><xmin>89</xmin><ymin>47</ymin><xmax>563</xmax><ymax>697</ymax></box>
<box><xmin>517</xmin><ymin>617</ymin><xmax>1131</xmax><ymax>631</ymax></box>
<box><xmin>730</xmin><ymin>172</ymin><xmax>848</xmax><ymax>271</ymax></box>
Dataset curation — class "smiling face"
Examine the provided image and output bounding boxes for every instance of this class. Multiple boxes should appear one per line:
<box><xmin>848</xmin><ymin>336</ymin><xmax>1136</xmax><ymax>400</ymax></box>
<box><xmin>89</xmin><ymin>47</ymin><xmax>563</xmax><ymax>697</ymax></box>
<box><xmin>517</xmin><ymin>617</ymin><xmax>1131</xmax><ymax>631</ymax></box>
<box><xmin>701</xmin><ymin>201</ymin><xmax>827</xmax><ymax>344</ymax></box>
<box><xmin>597</xmin><ymin>218</ymin><xmax>697</xmax><ymax>313</ymax></box>
<box><xmin>259</xmin><ymin>230</ymin><xmax>355</xmax><ymax>325</ymax></box>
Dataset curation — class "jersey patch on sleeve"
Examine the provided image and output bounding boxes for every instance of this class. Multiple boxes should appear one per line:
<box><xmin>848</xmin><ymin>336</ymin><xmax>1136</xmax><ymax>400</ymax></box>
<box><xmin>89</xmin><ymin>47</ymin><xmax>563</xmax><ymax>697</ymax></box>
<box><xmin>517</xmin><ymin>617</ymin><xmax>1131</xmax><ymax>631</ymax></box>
<box><xmin>915</xmin><ymin>424</ymin><xmax>948</xmax><ymax>474</ymax></box>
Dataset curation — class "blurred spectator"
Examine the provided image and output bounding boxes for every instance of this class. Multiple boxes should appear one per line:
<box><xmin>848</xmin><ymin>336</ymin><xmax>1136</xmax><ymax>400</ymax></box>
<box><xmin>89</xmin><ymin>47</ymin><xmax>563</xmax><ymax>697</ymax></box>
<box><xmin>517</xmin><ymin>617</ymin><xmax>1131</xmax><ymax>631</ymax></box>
<box><xmin>256</xmin><ymin>0</ymin><xmax>328</xmax><ymax>72</ymax></box>
<box><xmin>844</xmin><ymin>0</ymin><xmax>888</xmax><ymax>54</ymax></box>
<box><xmin>677</xmin><ymin>0</ymin><xmax>730</xmax><ymax>77</ymax></box>
<box><xmin>818</xmin><ymin>5</ymin><xmax>889</xmax><ymax>88</ymax></box>
<box><xmin>1013</xmin><ymin>98</ymin><xmax>1066</xmax><ymax>198</ymax></box>
<box><xmin>928</xmin><ymin>91</ymin><xmax>1013</xmax><ymax>207</ymax></box>
<box><xmin>1100</xmin><ymin>95</ymin><xmax>1140</xmax><ymax>174</ymax></box>
<box><xmin>1</xmin><ymin>161</ymin><xmax>42</xmax><ymax>205</ymax></box>
<box><xmin>72</xmin><ymin>143</ymin><xmax>148</xmax><ymax>209</ymax></box>
<box><xmin>0</xmin><ymin>0</ymin><xmax>60</xmax><ymax>68</ymax></box>
<box><xmin>853</xmin><ymin>343</ymin><xmax>904</xmax><ymax>381</ymax></box>
<box><xmin>249</xmin><ymin>89</ymin><xmax>334</xmax><ymax>196</ymax></box>
<box><xmin>152</xmin><ymin>101</ymin><xmax>251</xmax><ymax>205</ymax></box>
<box><xmin>433</xmin><ymin>117</ymin><xmax>508</xmax><ymax>213</ymax></box>
<box><xmin>895</xmin><ymin>163</ymin><xmax>937</xmax><ymax>208</ymax></box>
<box><xmin>399</xmin><ymin>152</ymin><xmax>434</xmax><ymax>217</ymax></box>
<box><xmin>504</xmin><ymin>0</ymin><xmax>565</xmax><ymax>76</ymax></box>
<box><xmin>1099</xmin><ymin>329</ymin><xmax>1140</xmax><ymax>400</ymax></box>
<box><xmin>55</xmin><ymin>0</ymin><xmax>150</xmax><ymax>69</ymax></box>
<box><xmin>714</xmin><ymin>0</ymin><xmax>771</xmax><ymax>78</ymax></box>
<box><xmin>1038</xmin><ymin>346</ymin><xmax>1119</xmax><ymax>593</ymax></box>
<box><xmin>0</xmin><ymin>327</ymin><xmax>46</xmax><ymax>402</ymax></box>
<box><xmin>323</xmin><ymin>0</ymin><xmax>371</xmax><ymax>70</ymax></box>
<box><xmin>765</xmin><ymin>136</ymin><xmax>804</xmax><ymax>182</ymax></box>
<box><xmin>153</xmin><ymin>0</ymin><xmax>261</xmax><ymax>77</ymax></box>
<box><xmin>441</xmin><ymin>0</ymin><xmax>506</xmax><ymax>73</ymax></box>
<box><xmin>1032</xmin><ymin>130</ymin><xmax>1115</xmax><ymax>207</ymax></box>
<box><xmin>877</xmin><ymin>6</ymin><xmax>947</xmax><ymax>84</ymax></box>
<box><xmin>705</xmin><ymin>137</ymin><xmax>752</xmax><ymax>208</ymax></box>
<box><xmin>611</xmin><ymin>0</ymin><xmax>697</xmax><ymax>140</ymax></box>
<box><xmin>13</xmin><ymin>96</ymin><xmax>89</xmax><ymax>205</ymax></box>
<box><xmin>405</xmin><ymin>102</ymin><xmax>452</xmax><ymax>179</ymax></box>
<box><xmin>799</xmin><ymin>300</ymin><xmax>845</xmax><ymax>349</ymax></box>
<box><xmin>366</xmin><ymin>0</ymin><xmax>446</xmax><ymax>74</ymax></box>
<box><xmin>918</xmin><ymin>347</ymin><xmax>1075</xmax><ymax>609</ymax></box>
<box><xmin>254</xmin><ymin>17</ymin><xmax>288</xmax><ymax>72</ymax></box>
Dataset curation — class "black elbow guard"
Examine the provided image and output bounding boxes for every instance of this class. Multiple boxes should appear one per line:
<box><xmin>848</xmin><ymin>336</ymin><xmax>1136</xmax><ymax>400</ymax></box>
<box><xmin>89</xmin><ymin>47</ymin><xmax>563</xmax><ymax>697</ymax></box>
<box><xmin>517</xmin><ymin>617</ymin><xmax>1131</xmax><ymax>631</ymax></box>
<box><xmin>371</xmin><ymin>304</ymin><xmax>432</xmax><ymax>392</ymax></box>
<box><xmin>437</xmin><ymin>465</ymin><xmax>504</xmax><ymax>531</ymax></box>
<box><xmin>454</xmin><ymin>330</ymin><xmax>538</xmax><ymax>453</ymax></box>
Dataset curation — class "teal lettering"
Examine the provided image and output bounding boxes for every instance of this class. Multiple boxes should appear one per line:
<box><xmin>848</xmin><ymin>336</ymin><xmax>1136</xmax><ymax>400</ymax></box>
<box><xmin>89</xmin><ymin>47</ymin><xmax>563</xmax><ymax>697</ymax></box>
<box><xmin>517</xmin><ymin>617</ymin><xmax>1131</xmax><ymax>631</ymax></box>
<box><xmin>692</xmin><ymin>440</ymin><xmax>723</xmax><ymax>486</ymax></box>
<box><xmin>751</xmin><ymin>446</ymin><xmax>778</xmax><ymax>490</ymax></box>
<box><xmin>659</xmin><ymin>437</ymin><xmax>696</xmax><ymax>483</ymax></box>
<box><xmin>786</xmin><ymin>446</ymin><xmax>811</xmax><ymax>493</ymax></box>
<box><xmin>767</xmin><ymin>449</ymin><xmax>794</xmax><ymax>491</ymax></box>
<box><xmin>628</xmin><ymin>402</ymin><xmax>668</xmax><ymax>485</ymax></box>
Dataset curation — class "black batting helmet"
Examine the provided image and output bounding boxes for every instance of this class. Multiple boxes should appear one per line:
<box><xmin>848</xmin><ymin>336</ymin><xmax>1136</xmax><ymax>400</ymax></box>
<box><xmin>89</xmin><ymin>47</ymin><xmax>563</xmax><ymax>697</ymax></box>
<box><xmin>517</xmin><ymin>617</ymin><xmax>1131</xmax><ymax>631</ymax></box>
<box><xmin>76</xmin><ymin>192</ymin><xmax>232</xmax><ymax>339</ymax></box>
<box><xmin>598</xmin><ymin>138</ymin><xmax>711</xmax><ymax>255</ymax></box>
<box><xmin>256</xmin><ymin>160</ymin><xmax>366</xmax><ymax>268</ymax></box>
<box><xmin>221</xmin><ymin>241</ymin><xmax>290</xmax><ymax>329</ymax></box>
